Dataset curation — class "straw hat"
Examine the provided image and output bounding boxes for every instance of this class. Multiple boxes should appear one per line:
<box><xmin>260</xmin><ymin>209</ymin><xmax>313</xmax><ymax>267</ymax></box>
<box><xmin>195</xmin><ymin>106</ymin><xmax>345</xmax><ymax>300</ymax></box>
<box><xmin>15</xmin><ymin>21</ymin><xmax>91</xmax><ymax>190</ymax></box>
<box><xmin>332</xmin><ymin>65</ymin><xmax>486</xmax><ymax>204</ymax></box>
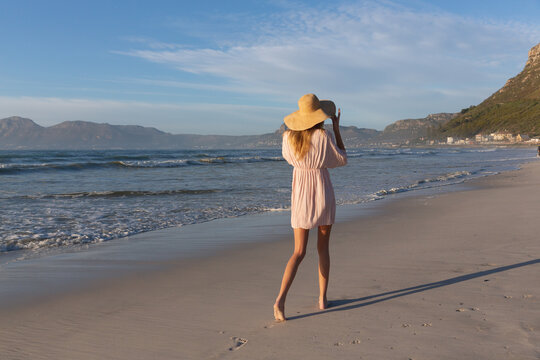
<box><xmin>284</xmin><ymin>93</ymin><xmax>336</xmax><ymax>131</ymax></box>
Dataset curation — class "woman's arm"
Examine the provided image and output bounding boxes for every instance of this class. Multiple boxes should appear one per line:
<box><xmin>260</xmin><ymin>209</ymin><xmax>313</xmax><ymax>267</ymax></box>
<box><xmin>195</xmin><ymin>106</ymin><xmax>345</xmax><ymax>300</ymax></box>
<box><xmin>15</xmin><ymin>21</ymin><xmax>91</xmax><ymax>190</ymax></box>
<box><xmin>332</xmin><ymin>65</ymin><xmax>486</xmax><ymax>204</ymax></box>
<box><xmin>321</xmin><ymin>108</ymin><xmax>347</xmax><ymax>169</ymax></box>
<box><xmin>281</xmin><ymin>131</ymin><xmax>294</xmax><ymax>165</ymax></box>
<box><xmin>331</xmin><ymin>109</ymin><xmax>345</xmax><ymax>151</ymax></box>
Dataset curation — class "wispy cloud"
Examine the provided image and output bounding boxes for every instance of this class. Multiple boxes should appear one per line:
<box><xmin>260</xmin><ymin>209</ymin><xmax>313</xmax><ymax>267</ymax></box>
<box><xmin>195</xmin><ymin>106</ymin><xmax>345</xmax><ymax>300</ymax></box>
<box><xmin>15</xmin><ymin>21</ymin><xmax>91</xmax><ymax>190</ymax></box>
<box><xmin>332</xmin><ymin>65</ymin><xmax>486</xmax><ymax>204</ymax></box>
<box><xmin>110</xmin><ymin>77</ymin><xmax>284</xmax><ymax>96</ymax></box>
<box><xmin>117</xmin><ymin>1</ymin><xmax>540</xmax><ymax>128</ymax></box>
<box><xmin>120</xmin><ymin>36</ymin><xmax>187</xmax><ymax>50</ymax></box>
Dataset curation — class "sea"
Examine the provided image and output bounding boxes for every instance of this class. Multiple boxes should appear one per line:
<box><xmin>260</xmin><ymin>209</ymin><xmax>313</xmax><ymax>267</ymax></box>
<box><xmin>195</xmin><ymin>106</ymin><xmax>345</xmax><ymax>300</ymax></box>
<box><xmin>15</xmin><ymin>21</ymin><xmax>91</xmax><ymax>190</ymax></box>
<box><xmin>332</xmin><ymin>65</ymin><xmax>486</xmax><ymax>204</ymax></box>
<box><xmin>0</xmin><ymin>146</ymin><xmax>537</xmax><ymax>254</ymax></box>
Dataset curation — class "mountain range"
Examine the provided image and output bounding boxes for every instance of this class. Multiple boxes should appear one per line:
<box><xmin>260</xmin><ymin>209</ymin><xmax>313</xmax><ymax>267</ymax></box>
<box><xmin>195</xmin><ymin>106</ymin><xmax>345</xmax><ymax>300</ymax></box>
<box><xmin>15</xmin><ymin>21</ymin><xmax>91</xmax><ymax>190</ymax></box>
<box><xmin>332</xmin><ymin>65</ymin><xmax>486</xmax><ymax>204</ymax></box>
<box><xmin>0</xmin><ymin>113</ymin><xmax>455</xmax><ymax>150</ymax></box>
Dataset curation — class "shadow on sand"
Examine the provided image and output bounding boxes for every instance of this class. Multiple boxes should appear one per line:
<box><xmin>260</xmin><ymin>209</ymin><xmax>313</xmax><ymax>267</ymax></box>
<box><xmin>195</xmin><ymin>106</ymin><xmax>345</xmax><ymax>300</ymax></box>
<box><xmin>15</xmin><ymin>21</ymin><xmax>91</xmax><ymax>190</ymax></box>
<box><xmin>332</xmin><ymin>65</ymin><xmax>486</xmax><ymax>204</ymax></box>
<box><xmin>287</xmin><ymin>258</ymin><xmax>540</xmax><ymax>321</ymax></box>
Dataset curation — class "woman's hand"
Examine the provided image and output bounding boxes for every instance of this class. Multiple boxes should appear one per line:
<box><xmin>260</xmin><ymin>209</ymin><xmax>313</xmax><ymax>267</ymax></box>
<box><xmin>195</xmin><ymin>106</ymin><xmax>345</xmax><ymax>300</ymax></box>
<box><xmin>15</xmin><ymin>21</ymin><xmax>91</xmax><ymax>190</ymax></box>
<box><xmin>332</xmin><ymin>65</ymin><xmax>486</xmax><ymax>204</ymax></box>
<box><xmin>331</xmin><ymin>108</ymin><xmax>341</xmax><ymax>128</ymax></box>
<box><xmin>330</xmin><ymin>108</ymin><xmax>345</xmax><ymax>151</ymax></box>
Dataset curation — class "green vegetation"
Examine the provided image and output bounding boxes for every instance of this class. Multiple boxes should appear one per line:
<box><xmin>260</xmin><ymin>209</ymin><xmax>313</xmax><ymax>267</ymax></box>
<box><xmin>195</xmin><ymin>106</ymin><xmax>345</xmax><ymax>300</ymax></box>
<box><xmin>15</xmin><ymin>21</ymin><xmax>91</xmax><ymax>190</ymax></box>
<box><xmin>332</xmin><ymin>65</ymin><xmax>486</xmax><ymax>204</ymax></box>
<box><xmin>459</xmin><ymin>105</ymin><xmax>476</xmax><ymax>114</ymax></box>
<box><xmin>439</xmin><ymin>44</ymin><xmax>540</xmax><ymax>137</ymax></box>
<box><xmin>441</xmin><ymin>100</ymin><xmax>540</xmax><ymax>137</ymax></box>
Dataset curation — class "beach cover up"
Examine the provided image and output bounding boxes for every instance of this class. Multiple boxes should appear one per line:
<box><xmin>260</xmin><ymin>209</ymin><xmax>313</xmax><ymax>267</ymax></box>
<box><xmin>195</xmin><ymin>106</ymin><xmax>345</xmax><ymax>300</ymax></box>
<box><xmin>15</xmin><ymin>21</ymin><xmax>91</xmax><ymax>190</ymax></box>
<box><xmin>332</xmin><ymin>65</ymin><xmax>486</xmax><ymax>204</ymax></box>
<box><xmin>282</xmin><ymin>129</ymin><xmax>347</xmax><ymax>229</ymax></box>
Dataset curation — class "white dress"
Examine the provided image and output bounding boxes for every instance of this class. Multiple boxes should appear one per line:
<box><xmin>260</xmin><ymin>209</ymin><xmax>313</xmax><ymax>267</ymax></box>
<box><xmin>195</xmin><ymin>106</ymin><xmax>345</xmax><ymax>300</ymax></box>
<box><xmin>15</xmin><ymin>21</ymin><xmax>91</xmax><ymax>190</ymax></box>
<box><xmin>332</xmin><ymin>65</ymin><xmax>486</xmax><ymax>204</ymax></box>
<box><xmin>282</xmin><ymin>129</ymin><xmax>347</xmax><ymax>229</ymax></box>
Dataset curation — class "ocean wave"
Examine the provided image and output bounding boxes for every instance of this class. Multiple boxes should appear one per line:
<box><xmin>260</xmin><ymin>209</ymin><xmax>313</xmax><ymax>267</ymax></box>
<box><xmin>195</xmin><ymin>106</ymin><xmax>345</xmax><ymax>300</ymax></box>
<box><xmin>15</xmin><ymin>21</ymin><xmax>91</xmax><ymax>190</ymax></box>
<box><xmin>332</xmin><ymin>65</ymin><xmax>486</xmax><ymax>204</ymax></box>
<box><xmin>0</xmin><ymin>161</ymin><xmax>126</xmax><ymax>173</ymax></box>
<box><xmin>374</xmin><ymin>171</ymin><xmax>472</xmax><ymax>196</ymax></box>
<box><xmin>464</xmin><ymin>148</ymin><xmax>498</xmax><ymax>153</ymax></box>
<box><xmin>116</xmin><ymin>156</ymin><xmax>283</xmax><ymax>166</ymax></box>
<box><xmin>484</xmin><ymin>156</ymin><xmax>537</xmax><ymax>162</ymax></box>
<box><xmin>2</xmin><ymin>147</ymin><xmax>532</xmax><ymax>255</ymax></box>
<box><xmin>116</xmin><ymin>159</ymin><xmax>190</xmax><ymax>168</ymax></box>
<box><xmin>267</xmin><ymin>206</ymin><xmax>289</xmax><ymax>212</ymax></box>
<box><xmin>347</xmin><ymin>149</ymin><xmax>440</xmax><ymax>158</ymax></box>
<box><xmin>0</xmin><ymin>228</ymin><xmax>141</xmax><ymax>252</ymax></box>
<box><xmin>0</xmin><ymin>156</ymin><xmax>285</xmax><ymax>174</ymax></box>
<box><xmin>0</xmin><ymin>203</ymin><xmax>290</xmax><ymax>253</ymax></box>
<box><xmin>23</xmin><ymin>189</ymin><xmax>221</xmax><ymax>199</ymax></box>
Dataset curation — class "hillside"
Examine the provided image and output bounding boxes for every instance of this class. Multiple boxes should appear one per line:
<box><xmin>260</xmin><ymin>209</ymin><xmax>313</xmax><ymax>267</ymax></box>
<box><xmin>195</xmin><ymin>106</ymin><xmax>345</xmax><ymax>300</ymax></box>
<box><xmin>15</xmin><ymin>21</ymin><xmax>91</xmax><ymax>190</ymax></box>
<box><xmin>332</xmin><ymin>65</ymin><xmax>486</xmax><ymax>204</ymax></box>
<box><xmin>440</xmin><ymin>43</ymin><xmax>540</xmax><ymax>137</ymax></box>
<box><xmin>0</xmin><ymin>117</ymin><xmax>263</xmax><ymax>149</ymax></box>
<box><xmin>0</xmin><ymin>117</ymin><xmax>382</xmax><ymax>150</ymax></box>
<box><xmin>379</xmin><ymin>113</ymin><xmax>457</xmax><ymax>143</ymax></box>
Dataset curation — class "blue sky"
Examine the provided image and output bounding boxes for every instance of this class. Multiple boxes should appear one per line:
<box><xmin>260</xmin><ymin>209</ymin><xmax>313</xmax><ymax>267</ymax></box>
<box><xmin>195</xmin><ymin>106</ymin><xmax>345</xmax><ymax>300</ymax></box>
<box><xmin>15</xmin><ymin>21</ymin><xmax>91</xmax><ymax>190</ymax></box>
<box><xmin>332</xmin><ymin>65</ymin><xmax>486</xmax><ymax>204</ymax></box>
<box><xmin>1</xmin><ymin>0</ymin><xmax>539</xmax><ymax>134</ymax></box>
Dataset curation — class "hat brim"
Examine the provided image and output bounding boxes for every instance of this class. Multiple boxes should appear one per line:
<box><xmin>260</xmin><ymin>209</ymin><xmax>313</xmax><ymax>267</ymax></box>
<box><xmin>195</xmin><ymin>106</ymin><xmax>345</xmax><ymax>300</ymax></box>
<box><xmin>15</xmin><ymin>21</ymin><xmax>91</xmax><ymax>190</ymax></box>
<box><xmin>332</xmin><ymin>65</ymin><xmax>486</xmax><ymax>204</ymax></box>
<box><xmin>284</xmin><ymin>100</ymin><xmax>336</xmax><ymax>131</ymax></box>
<box><xmin>320</xmin><ymin>100</ymin><xmax>336</xmax><ymax>118</ymax></box>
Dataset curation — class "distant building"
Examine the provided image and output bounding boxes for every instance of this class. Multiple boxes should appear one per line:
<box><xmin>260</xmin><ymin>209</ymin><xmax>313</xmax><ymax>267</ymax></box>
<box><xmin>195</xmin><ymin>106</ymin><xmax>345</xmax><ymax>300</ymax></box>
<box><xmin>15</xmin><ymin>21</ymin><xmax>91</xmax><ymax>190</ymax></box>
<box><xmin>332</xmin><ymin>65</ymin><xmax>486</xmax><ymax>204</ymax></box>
<box><xmin>516</xmin><ymin>134</ymin><xmax>530</xmax><ymax>142</ymax></box>
<box><xmin>475</xmin><ymin>134</ymin><xmax>490</xmax><ymax>143</ymax></box>
<box><xmin>491</xmin><ymin>132</ymin><xmax>505</xmax><ymax>141</ymax></box>
<box><xmin>491</xmin><ymin>132</ymin><xmax>514</xmax><ymax>141</ymax></box>
<box><xmin>447</xmin><ymin>137</ymin><xmax>454</xmax><ymax>144</ymax></box>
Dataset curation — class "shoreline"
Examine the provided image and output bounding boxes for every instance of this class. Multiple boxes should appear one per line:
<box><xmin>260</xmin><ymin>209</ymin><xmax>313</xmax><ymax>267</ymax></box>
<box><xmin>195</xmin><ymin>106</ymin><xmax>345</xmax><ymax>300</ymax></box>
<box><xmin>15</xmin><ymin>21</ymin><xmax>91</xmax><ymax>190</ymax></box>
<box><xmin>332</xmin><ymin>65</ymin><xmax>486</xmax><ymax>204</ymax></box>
<box><xmin>1</xmin><ymin>149</ymin><xmax>530</xmax><ymax>261</ymax></box>
<box><xmin>1</xmin><ymin>146</ymin><xmax>535</xmax><ymax>256</ymax></box>
<box><xmin>0</xmin><ymin>147</ymin><xmax>534</xmax><ymax>255</ymax></box>
<box><xmin>0</xmin><ymin>156</ymin><xmax>525</xmax><ymax>309</ymax></box>
<box><xmin>1</xmin><ymin>161</ymin><xmax>539</xmax><ymax>359</ymax></box>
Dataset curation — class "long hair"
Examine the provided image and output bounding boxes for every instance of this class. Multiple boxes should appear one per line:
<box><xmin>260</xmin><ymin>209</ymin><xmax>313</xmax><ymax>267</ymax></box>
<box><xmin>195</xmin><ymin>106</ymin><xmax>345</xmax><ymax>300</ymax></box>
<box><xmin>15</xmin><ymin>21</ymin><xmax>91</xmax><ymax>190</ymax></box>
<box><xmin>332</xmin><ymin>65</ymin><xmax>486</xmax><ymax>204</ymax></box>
<box><xmin>285</xmin><ymin>122</ymin><xmax>325</xmax><ymax>160</ymax></box>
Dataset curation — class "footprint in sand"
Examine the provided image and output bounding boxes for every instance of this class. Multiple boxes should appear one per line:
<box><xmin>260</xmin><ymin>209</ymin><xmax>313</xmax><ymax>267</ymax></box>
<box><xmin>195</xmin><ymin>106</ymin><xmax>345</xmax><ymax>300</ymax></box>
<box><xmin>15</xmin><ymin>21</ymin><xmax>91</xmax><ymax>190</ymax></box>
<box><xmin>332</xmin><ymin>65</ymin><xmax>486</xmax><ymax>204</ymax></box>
<box><xmin>229</xmin><ymin>337</ymin><xmax>248</xmax><ymax>351</ymax></box>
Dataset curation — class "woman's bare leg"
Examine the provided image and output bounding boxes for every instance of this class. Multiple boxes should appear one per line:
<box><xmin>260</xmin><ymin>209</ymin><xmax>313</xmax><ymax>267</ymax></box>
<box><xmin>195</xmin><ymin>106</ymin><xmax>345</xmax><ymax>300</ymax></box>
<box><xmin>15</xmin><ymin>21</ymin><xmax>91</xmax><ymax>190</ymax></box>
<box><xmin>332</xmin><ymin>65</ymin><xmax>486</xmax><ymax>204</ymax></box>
<box><xmin>274</xmin><ymin>228</ymin><xmax>309</xmax><ymax>321</ymax></box>
<box><xmin>317</xmin><ymin>225</ymin><xmax>332</xmax><ymax>310</ymax></box>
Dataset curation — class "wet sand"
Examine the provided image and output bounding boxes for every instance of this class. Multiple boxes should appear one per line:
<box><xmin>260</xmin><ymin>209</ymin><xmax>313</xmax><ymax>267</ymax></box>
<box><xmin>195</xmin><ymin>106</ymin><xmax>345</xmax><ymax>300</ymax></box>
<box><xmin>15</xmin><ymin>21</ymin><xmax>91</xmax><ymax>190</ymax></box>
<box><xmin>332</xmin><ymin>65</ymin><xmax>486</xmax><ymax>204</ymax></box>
<box><xmin>1</xmin><ymin>162</ymin><xmax>539</xmax><ymax>360</ymax></box>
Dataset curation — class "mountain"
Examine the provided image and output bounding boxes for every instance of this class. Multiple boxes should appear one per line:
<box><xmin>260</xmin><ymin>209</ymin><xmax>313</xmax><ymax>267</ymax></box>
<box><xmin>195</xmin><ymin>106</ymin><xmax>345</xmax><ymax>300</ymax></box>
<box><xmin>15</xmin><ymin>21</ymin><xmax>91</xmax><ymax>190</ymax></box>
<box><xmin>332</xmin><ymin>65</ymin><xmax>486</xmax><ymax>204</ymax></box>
<box><xmin>334</xmin><ymin>125</ymin><xmax>381</xmax><ymax>144</ymax></box>
<box><xmin>0</xmin><ymin>117</ymin><xmax>382</xmax><ymax>150</ymax></box>
<box><xmin>440</xmin><ymin>43</ymin><xmax>540</xmax><ymax>137</ymax></box>
<box><xmin>379</xmin><ymin>113</ymin><xmax>457</xmax><ymax>143</ymax></box>
<box><xmin>0</xmin><ymin>117</ymin><xmax>265</xmax><ymax>149</ymax></box>
<box><xmin>0</xmin><ymin>117</ymin><xmax>175</xmax><ymax>149</ymax></box>
<box><xmin>0</xmin><ymin>116</ymin><xmax>44</xmax><ymax>145</ymax></box>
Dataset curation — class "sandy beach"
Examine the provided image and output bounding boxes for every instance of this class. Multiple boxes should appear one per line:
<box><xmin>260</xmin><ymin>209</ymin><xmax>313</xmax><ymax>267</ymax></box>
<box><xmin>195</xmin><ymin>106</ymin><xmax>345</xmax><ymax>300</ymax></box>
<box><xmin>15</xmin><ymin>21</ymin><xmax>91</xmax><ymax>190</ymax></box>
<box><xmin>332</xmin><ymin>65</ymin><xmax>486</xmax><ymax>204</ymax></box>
<box><xmin>1</xmin><ymin>161</ymin><xmax>539</xmax><ymax>360</ymax></box>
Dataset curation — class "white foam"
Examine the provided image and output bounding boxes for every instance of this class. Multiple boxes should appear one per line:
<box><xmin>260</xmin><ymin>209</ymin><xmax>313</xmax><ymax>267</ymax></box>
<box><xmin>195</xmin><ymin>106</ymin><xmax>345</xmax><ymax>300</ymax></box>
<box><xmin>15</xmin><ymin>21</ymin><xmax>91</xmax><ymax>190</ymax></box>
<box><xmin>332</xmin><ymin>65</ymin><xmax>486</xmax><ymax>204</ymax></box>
<box><xmin>374</xmin><ymin>171</ymin><xmax>472</xmax><ymax>197</ymax></box>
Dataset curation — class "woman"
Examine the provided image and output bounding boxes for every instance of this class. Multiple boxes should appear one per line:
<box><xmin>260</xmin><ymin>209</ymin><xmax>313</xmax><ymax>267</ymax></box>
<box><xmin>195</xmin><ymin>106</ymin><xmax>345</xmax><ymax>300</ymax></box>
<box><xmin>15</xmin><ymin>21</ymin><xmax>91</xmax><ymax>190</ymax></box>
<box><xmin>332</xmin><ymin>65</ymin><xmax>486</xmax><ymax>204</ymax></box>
<box><xmin>274</xmin><ymin>93</ymin><xmax>347</xmax><ymax>322</ymax></box>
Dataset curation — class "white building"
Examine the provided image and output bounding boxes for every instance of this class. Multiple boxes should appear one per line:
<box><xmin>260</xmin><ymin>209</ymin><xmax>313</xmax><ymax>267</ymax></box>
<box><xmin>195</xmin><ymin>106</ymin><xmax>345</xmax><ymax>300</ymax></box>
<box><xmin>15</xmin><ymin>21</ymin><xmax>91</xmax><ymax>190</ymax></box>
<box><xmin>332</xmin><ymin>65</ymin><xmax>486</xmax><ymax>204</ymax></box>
<box><xmin>475</xmin><ymin>134</ymin><xmax>490</xmax><ymax>142</ymax></box>
<box><xmin>491</xmin><ymin>132</ymin><xmax>514</xmax><ymax>141</ymax></box>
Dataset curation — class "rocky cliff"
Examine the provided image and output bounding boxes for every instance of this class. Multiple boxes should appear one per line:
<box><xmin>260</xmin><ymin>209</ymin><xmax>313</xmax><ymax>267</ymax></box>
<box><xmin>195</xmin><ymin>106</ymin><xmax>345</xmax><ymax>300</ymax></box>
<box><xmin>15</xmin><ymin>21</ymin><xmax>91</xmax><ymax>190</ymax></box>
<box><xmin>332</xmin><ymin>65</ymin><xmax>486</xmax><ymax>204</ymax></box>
<box><xmin>440</xmin><ymin>43</ymin><xmax>540</xmax><ymax>137</ymax></box>
<box><xmin>380</xmin><ymin>113</ymin><xmax>457</xmax><ymax>143</ymax></box>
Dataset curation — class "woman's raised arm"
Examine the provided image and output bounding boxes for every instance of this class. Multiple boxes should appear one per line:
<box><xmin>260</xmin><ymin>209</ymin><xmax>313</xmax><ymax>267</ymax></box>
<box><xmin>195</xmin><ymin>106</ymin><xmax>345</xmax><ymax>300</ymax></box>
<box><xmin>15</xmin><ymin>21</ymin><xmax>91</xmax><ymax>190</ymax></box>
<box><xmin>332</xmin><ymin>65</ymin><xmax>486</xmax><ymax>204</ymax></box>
<box><xmin>331</xmin><ymin>109</ymin><xmax>345</xmax><ymax>151</ymax></box>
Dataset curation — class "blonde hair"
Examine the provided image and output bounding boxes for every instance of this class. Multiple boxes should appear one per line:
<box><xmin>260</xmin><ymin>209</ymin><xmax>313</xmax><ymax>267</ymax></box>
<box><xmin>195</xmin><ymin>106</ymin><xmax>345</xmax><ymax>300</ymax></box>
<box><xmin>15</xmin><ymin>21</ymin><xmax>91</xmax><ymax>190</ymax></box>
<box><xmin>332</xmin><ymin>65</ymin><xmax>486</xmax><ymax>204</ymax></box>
<box><xmin>285</xmin><ymin>122</ymin><xmax>324</xmax><ymax>160</ymax></box>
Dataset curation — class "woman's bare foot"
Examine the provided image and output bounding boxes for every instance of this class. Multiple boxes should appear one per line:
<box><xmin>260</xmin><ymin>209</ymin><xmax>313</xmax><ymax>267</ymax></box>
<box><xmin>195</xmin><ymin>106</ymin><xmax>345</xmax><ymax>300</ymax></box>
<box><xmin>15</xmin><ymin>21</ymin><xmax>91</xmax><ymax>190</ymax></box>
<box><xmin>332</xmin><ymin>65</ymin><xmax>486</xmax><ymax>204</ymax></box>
<box><xmin>319</xmin><ymin>297</ymin><xmax>328</xmax><ymax>310</ymax></box>
<box><xmin>273</xmin><ymin>302</ymin><xmax>286</xmax><ymax>321</ymax></box>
